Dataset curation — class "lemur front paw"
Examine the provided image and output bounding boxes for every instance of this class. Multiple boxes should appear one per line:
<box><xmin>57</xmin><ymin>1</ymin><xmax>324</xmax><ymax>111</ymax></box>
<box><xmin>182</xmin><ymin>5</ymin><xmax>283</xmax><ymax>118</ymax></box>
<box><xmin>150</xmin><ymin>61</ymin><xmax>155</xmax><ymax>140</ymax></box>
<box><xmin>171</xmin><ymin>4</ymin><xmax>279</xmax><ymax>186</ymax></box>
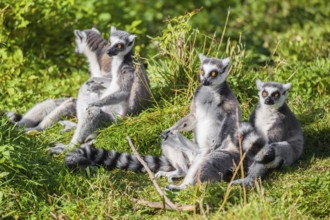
<box><xmin>160</xmin><ymin>130</ymin><xmax>172</xmax><ymax>140</ymax></box>
<box><xmin>256</xmin><ymin>146</ymin><xmax>275</xmax><ymax>164</ymax></box>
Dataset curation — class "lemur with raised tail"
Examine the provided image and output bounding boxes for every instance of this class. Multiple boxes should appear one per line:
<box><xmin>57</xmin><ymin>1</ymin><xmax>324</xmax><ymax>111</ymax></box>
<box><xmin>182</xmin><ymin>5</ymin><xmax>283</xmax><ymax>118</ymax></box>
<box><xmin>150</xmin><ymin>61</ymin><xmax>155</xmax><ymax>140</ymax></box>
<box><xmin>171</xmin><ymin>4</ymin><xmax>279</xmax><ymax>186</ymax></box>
<box><xmin>229</xmin><ymin>79</ymin><xmax>304</xmax><ymax>185</ymax></box>
<box><xmin>74</xmin><ymin>27</ymin><xmax>112</xmax><ymax>78</ymax></box>
<box><xmin>65</xmin><ymin>54</ymin><xmax>241</xmax><ymax>190</ymax></box>
<box><xmin>4</xmin><ymin>28</ymin><xmax>111</xmax><ymax>132</ymax></box>
<box><xmin>50</xmin><ymin>26</ymin><xmax>151</xmax><ymax>154</ymax></box>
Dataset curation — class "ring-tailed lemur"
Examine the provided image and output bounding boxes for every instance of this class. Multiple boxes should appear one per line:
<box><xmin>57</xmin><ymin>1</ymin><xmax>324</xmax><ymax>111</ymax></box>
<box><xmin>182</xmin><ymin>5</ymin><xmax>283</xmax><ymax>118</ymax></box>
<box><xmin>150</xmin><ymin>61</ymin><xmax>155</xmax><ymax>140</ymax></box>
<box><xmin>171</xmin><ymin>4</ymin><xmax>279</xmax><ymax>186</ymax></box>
<box><xmin>4</xmin><ymin>28</ymin><xmax>111</xmax><ymax>132</ymax></box>
<box><xmin>65</xmin><ymin>54</ymin><xmax>241</xmax><ymax>190</ymax></box>
<box><xmin>229</xmin><ymin>79</ymin><xmax>304</xmax><ymax>185</ymax></box>
<box><xmin>50</xmin><ymin>26</ymin><xmax>151</xmax><ymax>154</ymax></box>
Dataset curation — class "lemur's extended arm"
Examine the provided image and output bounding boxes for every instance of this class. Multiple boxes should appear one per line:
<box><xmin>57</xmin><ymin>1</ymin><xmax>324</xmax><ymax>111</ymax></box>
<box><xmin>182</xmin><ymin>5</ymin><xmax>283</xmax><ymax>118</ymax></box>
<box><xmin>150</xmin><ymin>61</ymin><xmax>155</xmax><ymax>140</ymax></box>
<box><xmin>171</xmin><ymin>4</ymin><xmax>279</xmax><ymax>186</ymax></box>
<box><xmin>88</xmin><ymin>90</ymin><xmax>130</xmax><ymax>107</ymax></box>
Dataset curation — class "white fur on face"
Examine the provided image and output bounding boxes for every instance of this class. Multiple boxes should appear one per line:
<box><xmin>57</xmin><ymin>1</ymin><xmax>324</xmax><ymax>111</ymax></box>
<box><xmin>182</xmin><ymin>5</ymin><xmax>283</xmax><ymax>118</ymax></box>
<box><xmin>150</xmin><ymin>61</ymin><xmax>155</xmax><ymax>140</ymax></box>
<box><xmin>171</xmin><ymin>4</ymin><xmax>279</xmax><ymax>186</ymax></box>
<box><xmin>259</xmin><ymin>86</ymin><xmax>287</xmax><ymax>109</ymax></box>
<box><xmin>110</xmin><ymin>36</ymin><xmax>123</xmax><ymax>46</ymax></box>
<box><xmin>200</xmin><ymin>63</ymin><xmax>228</xmax><ymax>86</ymax></box>
<box><xmin>109</xmin><ymin>36</ymin><xmax>134</xmax><ymax>56</ymax></box>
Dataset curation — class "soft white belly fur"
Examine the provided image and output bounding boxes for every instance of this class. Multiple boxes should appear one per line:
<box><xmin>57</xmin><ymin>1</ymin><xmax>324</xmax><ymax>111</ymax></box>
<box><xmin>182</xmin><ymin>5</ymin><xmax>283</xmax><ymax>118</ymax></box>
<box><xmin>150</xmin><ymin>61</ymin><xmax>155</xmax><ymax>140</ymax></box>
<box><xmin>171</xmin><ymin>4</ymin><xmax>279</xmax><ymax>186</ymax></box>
<box><xmin>195</xmin><ymin>118</ymin><xmax>217</xmax><ymax>150</ymax></box>
<box><xmin>255</xmin><ymin>107</ymin><xmax>277</xmax><ymax>141</ymax></box>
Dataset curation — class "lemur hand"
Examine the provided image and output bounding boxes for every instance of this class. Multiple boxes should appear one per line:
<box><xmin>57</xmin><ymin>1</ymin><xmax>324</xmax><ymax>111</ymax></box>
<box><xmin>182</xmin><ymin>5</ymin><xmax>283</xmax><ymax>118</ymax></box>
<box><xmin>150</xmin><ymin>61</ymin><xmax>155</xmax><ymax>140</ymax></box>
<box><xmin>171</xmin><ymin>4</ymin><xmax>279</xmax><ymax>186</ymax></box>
<box><xmin>88</xmin><ymin>102</ymin><xmax>101</xmax><ymax>109</ymax></box>
<box><xmin>160</xmin><ymin>129</ymin><xmax>172</xmax><ymax>140</ymax></box>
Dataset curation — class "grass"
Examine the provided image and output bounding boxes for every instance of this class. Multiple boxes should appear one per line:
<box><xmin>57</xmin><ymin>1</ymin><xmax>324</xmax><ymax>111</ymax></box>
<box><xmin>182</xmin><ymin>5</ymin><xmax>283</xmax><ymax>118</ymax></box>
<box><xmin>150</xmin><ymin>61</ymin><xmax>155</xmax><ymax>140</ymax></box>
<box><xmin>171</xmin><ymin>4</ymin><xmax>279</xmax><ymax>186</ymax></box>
<box><xmin>1</xmin><ymin>3</ymin><xmax>330</xmax><ymax>220</ymax></box>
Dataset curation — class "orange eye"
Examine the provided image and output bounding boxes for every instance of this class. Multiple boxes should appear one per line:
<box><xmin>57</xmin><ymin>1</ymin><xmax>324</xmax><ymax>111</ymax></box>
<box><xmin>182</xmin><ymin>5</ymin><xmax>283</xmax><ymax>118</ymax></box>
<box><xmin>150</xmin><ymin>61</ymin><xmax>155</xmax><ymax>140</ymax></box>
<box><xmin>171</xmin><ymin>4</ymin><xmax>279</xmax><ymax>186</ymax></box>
<box><xmin>262</xmin><ymin>91</ymin><xmax>268</xmax><ymax>97</ymax></box>
<box><xmin>273</xmin><ymin>92</ymin><xmax>280</xmax><ymax>98</ymax></box>
<box><xmin>200</xmin><ymin>70</ymin><xmax>205</xmax><ymax>75</ymax></box>
<box><xmin>116</xmin><ymin>44</ymin><xmax>123</xmax><ymax>49</ymax></box>
<box><xmin>211</xmin><ymin>71</ymin><xmax>218</xmax><ymax>77</ymax></box>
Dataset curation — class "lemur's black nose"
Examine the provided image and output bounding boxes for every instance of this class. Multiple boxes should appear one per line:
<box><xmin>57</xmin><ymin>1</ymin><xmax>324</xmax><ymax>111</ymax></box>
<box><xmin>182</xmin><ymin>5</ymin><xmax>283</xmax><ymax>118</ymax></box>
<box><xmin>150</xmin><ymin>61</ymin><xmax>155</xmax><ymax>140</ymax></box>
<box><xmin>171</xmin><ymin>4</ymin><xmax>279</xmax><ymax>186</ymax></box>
<box><xmin>202</xmin><ymin>79</ymin><xmax>211</xmax><ymax>86</ymax></box>
<box><xmin>264</xmin><ymin>97</ymin><xmax>274</xmax><ymax>105</ymax></box>
<box><xmin>107</xmin><ymin>48</ymin><xmax>117</xmax><ymax>56</ymax></box>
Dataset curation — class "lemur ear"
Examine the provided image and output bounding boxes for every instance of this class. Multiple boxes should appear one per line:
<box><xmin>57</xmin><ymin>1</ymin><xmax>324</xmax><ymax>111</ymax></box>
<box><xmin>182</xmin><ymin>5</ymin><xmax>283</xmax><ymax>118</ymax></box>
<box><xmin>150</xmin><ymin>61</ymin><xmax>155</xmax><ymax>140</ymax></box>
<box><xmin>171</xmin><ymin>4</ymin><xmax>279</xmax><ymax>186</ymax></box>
<box><xmin>91</xmin><ymin>27</ymin><xmax>100</xmax><ymax>35</ymax></box>
<box><xmin>74</xmin><ymin>30</ymin><xmax>86</xmax><ymax>40</ymax></box>
<box><xmin>222</xmin><ymin>57</ymin><xmax>230</xmax><ymax>68</ymax></box>
<box><xmin>110</xmin><ymin>26</ymin><xmax>117</xmax><ymax>33</ymax></box>
<box><xmin>198</xmin><ymin>53</ymin><xmax>207</xmax><ymax>62</ymax></box>
<box><xmin>128</xmin><ymin>34</ymin><xmax>137</xmax><ymax>43</ymax></box>
<box><xmin>256</xmin><ymin>79</ymin><xmax>263</xmax><ymax>90</ymax></box>
<box><xmin>283</xmin><ymin>83</ymin><xmax>291</xmax><ymax>91</ymax></box>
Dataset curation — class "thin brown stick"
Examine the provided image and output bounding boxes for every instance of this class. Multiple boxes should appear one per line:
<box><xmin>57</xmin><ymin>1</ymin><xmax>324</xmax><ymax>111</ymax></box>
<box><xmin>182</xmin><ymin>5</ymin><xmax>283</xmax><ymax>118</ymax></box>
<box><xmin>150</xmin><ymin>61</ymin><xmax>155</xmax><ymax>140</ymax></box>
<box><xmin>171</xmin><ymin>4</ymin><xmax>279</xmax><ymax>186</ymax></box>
<box><xmin>236</xmin><ymin>107</ymin><xmax>247</xmax><ymax>204</ymax></box>
<box><xmin>132</xmin><ymin>199</ymin><xmax>196</xmax><ymax>211</ymax></box>
<box><xmin>126</xmin><ymin>136</ymin><xmax>177</xmax><ymax>210</ymax></box>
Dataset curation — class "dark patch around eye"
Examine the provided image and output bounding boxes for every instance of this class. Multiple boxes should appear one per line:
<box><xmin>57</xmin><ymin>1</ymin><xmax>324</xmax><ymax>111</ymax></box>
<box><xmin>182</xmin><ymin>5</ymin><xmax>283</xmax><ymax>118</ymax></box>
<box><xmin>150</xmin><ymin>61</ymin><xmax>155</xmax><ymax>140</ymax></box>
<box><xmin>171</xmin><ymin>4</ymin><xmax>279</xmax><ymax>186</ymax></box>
<box><xmin>116</xmin><ymin>43</ymin><xmax>124</xmax><ymax>49</ymax></box>
<box><xmin>272</xmin><ymin>91</ymin><xmax>281</xmax><ymax>98</ymax></box>
<box><xmin>262</xmin><ymin>90</ymin><xmax>268</xmax><ymax>97</ymax></box>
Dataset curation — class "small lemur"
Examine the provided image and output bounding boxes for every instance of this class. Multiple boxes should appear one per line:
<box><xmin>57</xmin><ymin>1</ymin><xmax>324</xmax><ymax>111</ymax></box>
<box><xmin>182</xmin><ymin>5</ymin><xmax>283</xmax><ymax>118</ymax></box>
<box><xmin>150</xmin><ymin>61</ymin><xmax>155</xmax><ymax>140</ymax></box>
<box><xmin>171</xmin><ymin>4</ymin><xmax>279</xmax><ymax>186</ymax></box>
<box><xmin>65</xmin><ymin>54</ymin><xmax>241</xmax><ymax>190</ymax></box>
<box><xmin>230</xmin><ymin>79</ymin><xmax>304</xmax><ymax>185</ymax></box>
<box><xmin>50</xmin><ymin>26</ymin><xmax>151</xmax><ymax>154</ymax></box>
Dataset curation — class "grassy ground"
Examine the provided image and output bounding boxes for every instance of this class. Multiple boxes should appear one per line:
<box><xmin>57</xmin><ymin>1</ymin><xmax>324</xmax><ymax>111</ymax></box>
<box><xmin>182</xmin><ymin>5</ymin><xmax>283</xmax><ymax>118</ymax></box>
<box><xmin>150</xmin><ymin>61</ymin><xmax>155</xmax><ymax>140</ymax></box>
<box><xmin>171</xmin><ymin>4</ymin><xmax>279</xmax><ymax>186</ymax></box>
<box><xmin>1</xmin><ymin>4</ymin><xmax>330</xmax><ymax>220</ymax></box>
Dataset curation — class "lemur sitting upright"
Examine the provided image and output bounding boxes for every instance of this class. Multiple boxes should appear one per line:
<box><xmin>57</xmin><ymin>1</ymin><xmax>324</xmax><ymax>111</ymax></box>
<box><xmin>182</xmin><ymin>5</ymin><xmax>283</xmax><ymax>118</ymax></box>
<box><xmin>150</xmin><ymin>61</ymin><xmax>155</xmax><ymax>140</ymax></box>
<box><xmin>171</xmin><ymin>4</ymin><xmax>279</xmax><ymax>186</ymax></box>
<box><xmin>200</xmin><ymin>80</ymin><xmax>304</xmax><ymax>185</ymax></box>
<box><xmin>50</xmin><ymin>26</ymin><xmax>151</xmax><ymax>154</ymax></box>
<box><xmin>230</xmin><ymin>79</ymin><xmax>304</xmax><ymax>185</ymax></box>
<box><xmin>65</xmin><ymin>54</ymin><xmax>242</xmax><ymax>190</ymax></box>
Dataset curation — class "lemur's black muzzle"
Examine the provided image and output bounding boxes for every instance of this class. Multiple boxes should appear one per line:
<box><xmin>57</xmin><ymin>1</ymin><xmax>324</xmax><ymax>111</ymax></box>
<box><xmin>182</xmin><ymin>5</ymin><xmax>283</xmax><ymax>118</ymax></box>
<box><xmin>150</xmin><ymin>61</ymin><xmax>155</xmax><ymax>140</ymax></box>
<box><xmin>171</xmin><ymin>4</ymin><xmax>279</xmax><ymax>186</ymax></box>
<box><xmin>264</xmin><ymin>97</ymin><xmax>274</xmax><ymax>105</ymax></box>
<box><xmin>202</xmin><ymin>79</ymin><xmax>211</xmax><ymax>86</ymax></box>
<box><xmin>107</xmin><ymin>48</ymin><xmax>118</xmax><ymax>56</ymax></box>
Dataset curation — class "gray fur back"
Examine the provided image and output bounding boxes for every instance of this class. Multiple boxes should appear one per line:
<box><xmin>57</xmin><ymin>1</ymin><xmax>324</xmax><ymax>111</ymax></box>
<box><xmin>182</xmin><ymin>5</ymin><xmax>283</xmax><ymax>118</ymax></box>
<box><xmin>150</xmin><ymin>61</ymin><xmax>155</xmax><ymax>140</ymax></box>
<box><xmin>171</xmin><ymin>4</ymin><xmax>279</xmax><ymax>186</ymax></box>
<box><xmin>128</xmin><ymin>59</ymin><xmax>151</xmax><ymax>115</ymax></box>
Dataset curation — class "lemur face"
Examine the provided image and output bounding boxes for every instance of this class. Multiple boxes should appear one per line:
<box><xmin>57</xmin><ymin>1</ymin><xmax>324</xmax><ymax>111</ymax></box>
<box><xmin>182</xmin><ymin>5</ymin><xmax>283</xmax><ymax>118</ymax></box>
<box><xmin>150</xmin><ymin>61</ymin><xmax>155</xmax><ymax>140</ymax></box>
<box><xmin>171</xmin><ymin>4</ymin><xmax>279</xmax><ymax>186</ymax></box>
<box><xmin>256</xmin><ymin>79</ymin><xmax>291</xmax><ymax>109</ymax></box>
<box><xmin>107</xmin><ymin>26</ymin><xmax>136</xmax><ymax>57</ymax></box>
<box><xmin>198</xmin><ymin>54</ymin><xmax>230</xmax><ymax>87</ymax></box>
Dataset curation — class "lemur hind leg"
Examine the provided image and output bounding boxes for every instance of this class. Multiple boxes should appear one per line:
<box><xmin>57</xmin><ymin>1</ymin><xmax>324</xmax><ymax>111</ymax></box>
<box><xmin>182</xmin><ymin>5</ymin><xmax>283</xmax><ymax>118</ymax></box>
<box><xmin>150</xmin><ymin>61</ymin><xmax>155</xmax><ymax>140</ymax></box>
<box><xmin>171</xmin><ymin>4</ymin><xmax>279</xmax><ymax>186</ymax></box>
<box><xmin>25</xmin><ymin>98</ymin><xmax>76</xmax><ymax>132</ymax></box>
<box><xmin>232</xmin><ymin>142</ymin><xmax>290</xmax><ymax>186</ymax></box>
<box><xmin>155</xmin><ymin>132</ymin><xmax>199</xmax><ymax>182</ymax></box>
<box><xmin>166</xmin><ymin>151</ymin><xmax>209</xmax><ymax>190</ymax></box>
<box><xmin>49</xmin><ymin>106</ymin><xmax>115</xmax><ymax>154</ymax></box>
<box><xmin>17</xmin><ymin>98</ymin><xmax>68</xmax><ymax>128</ymax></box>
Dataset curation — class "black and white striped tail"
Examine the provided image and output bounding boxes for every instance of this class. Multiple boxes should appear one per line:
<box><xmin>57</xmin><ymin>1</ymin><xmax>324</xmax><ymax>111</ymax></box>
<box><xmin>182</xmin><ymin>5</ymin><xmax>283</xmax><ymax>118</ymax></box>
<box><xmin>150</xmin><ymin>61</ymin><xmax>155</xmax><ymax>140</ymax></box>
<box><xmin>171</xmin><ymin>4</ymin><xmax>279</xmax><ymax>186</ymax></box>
<box><xmin>65</xmin><ymin>142</ymin><xmax>173</xmax><ymax>173</ymax></box>
<box><xmin>238</xmin><ymin>122</ymin><xmax>267</xmax><ymax>160</ymax></box>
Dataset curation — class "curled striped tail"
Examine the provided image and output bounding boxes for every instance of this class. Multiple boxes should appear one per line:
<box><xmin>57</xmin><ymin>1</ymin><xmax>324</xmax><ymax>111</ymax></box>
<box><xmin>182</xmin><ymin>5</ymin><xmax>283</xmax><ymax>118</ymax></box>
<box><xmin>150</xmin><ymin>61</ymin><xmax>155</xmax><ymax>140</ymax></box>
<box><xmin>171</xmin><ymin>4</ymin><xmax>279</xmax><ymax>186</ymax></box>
<box><xmin>65</xmin><ymin>142</ymin><xmax>173</xmax><ymax>173</ymax></box>
<box><xmin>238</xmin><ymin>122</ymin><xmax>267</xmax><ymax>158</ymax></box>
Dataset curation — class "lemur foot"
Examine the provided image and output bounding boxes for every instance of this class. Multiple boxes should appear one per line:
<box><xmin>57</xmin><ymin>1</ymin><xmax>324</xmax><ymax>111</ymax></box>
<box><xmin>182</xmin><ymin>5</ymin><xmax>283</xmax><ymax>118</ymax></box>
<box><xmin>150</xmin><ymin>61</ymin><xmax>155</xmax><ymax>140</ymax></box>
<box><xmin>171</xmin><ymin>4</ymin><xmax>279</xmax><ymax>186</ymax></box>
<box><xmin>155</xmin><ymin>171</ymin><xmax>174</xmax><ymax>182</ymax></box>
<box><xmin>231</xmin><ymin>177</ymin><xmax>253</xmax><ymax>186</ymax></box>
<box><xmin>49</xmin><ymin>143</ymin><xmax>69</xmax><ymax>154</ymax></box>
<box><xmin>166</xmin><ymin>184</ymin><xmax>187</xmax><ymax>191</ymax></box>
<box><xmin>59</xmin><ymin>120</ymin><xmax>77</xmax><ymax>133</ymax></box>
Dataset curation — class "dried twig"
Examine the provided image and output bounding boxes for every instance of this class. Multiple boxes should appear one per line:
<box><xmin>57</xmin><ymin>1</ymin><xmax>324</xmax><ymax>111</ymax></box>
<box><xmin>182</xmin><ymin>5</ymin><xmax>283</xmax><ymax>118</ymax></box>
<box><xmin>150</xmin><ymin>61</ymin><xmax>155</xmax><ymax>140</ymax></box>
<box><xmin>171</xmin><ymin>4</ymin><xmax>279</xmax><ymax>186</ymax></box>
<box><xmin>126</xmin><ymin>136</ymin><xmax>178</xmax><ymax>210</ymax></box>
<box><xmin>132</xmin><ymin>199</ymin><xmax>196</xmax><ymax>211</ymax></box>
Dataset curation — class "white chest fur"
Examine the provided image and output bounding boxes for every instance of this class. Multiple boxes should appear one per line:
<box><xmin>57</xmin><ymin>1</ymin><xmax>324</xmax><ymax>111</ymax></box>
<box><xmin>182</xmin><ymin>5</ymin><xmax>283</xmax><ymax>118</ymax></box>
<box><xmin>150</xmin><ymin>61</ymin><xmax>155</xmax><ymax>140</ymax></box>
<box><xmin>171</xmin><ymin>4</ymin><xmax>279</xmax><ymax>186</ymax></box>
<box><xmin>101</xmin><ymin>56</ymin><xmax>122</xmax><ymax>98</ymax></box>
<box><xmin>255</xmin><ymin>106</ymin><xmax>278</xmax><ymax>141</ymax></box>
<box><xmin>195</xmin><ymin>94</ymin><xmax>220</xmax><ymax>149</ymax></box>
